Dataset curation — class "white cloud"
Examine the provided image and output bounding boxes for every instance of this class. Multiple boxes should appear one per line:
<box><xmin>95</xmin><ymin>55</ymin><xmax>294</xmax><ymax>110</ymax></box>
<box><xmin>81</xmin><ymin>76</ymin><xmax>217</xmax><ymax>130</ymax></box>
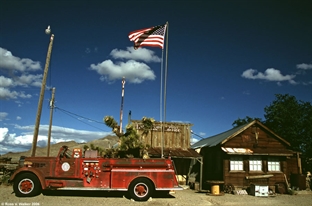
<box><xmin>0</xmin><ymin>47</ymin><xmax>41</xmax><ymax>72</ymax></box>
<box><xmin>0</xmin><ymin>127</ymin><xmax>9</xmax><ymax>141</ymax></box>
<box><xmin>90</xmin><ymin>59</ymin><xmax>156</xmax><ymax>83</ymax></box>
<box><xmin>0</xmin><ymin>74</ymin><xmax>36</xmax><ymax>99</ymax></box>
<box><xmin>199</xmin><ymin>132</ymin><xmax>206</xmax><ymax>137</ymax></box>
<box><xmin>0</xmin><ymin>48</ymin><xmax>42</xmax><ymax>100</ymax></box>
<box><xmin>0</xmin><ymin>76</ymin><xmax>14</xmax><ymax>87</ymax></box>
<box><xmin>110</xmin><ymin>47</ymin><xmax>161</xmax><ymax>63</ymax></box>
<box><xmin>241</xmin><ymin>68</ymin><xmax>296</xmax><ymax>83</ymax></box>
<box><xmin>15</xmin><ymin>100</ymin><xmax>22</xmax><ymax>105</ymax></box>
<box><xmin>0</xmin><ymin>125</ymin><xmax>113</xmax><ymax>154</ymax></box>
<box><xmin>89</xmin><ymin>47</ymin><xmax>162</xmax><ymax>84</ymax></box>
<box><xmin>303</xmin><ymin>81</ymin><xmax>312</xmax><ymax>85</ymax></box>
<box><xmin>16</xmin><ymin>74</ymin><xmax>43</xmax><ymax>87</ymax></box>
<box><xmin>0</xmin><ymin>87</ymin><xmax>19</xmax><ymax>99</ymax></box>
<box><xmin>288</xmin><ymin>79</ymin><xmax>298</xmax><ymax>85</ymax></box>
<box><xmin>0</xmin><ymin>112</ymin><xmax>8</xmax><ymax>121</ymax></box>
<box><xmin>85</xmin><ymin>48</ymin><xmax>91</xmax><ymax>54</ymax></box>
<box><xmin>85</xmin><ymin>47</ymin><xmax>98</xmax><ymax>54</ymax></box>
<box><xmin>16</xmin><ymin>116</ymin><xmax>21</xmax><ymax>120</ymax></box>
<box><xmin>296</xmin><ymin>63</ymin><xmax>312</xmax><ymax>70</ymax></box>
<box><xmin>19</xmin><ymin>92</ymin><xmax>32</xmax><ymax>98</ymax></box>
<box><xmin>0</xmin><ymin>87</ymin><xmax>32</xmax><ymax>100</ymax></box>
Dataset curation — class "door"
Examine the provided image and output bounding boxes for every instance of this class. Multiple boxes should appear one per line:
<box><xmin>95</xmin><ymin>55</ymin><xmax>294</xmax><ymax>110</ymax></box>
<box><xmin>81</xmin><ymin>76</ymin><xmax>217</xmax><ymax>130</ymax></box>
<box><xmin>55</xmin><ymin>147</ymin><xmax>77</xmax><ymax>177</ymax></box>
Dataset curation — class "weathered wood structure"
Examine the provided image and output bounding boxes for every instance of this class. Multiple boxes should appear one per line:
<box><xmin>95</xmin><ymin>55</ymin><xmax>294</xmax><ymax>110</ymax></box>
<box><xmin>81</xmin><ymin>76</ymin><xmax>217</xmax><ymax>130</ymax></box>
<box><xmin>131</xmin><ymin>120</ymin><xmax>192</xmax><ymax>150</ymax></box>
<box><xmin>131</xmin><ymin>120</ymin><xmax>202</xmax><ymax>186</ymax></box>
<box><xmin>191</xmin><ymin>120</ymin><xmax>301</xmax><ymax>193</ymax></box>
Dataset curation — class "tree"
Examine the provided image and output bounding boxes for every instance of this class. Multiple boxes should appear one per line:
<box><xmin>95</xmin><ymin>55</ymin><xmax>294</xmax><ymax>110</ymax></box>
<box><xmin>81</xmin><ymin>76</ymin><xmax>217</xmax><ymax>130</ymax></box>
<box><xmin>232</xmin><ymin>116</ymin><xmax>262</xmax><ymax>127</ymax></box>
<box><xmin>264</xmin><ymin>94</ymin><xmax>312</xmax><ymax>172</ymax></box>
<box><xmin>232</xmin><ymin>94</ymin><xmax>312</xmax><ymax>172</ymax></box>
<box><xmin>103</xmin><ymin>116</ymin><xmax>154</xmax><ymax>158</ymax></box>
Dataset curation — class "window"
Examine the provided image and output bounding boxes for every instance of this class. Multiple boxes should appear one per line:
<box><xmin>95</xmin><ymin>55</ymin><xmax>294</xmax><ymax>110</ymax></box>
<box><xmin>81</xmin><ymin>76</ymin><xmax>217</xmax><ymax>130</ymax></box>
<box><xmin>268</xmin><ymin>158</ymin><xmax>280</xmax><ymax>171</ymax></box>
<box><xmin>249</xmin><ymin>157</ymin><xmax>262</xmax><ymax>171</ymax></box>
<box><xmin>230</xmin><ymin>157</ymin><xmax>243</xmax><ymax>171</ymax></box>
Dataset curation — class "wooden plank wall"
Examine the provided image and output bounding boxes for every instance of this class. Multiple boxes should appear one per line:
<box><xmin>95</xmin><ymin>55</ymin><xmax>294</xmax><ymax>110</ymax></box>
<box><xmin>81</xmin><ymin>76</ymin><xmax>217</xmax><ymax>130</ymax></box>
<box><xmin>287</xmin><ymin>157</ymin><xmax>300</xmax><ymax>174</ymax></box>
<box><xmin>223</xmin><ymin>157</ymin><xmax>289</xmax><ymax>188</ymax></box>
<box><xmin>131</xmin><ymin>121</ymin><xmax>192</xmax><ymax>150</ymax></box>
<box><xmin>223</xmin><ymin>126</ymin><xmax>288</xmax><ymax>151</ymax></box>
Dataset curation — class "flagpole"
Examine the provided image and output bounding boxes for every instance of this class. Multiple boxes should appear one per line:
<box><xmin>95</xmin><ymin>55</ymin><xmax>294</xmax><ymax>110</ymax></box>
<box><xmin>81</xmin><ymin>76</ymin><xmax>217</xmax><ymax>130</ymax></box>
<box><xmin>161</xmin><ymin>22</ymin><xmax>169</xmax><ymax>158</ymax></box>
<box><xmin>128</xmin><ymin>23</ymin><xmax>168</xmax><ymax>158</ymax></box>
<box><xmin>160</xmin><ymin>45</ymin><xmax>164</xmax><ymax>158</ymax></box>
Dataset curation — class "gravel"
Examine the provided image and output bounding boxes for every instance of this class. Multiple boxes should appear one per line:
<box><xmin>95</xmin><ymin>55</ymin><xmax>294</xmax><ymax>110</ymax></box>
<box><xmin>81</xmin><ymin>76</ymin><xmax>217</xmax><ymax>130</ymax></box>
<box><xmin>1</xmin><ymin>184</ymin><xmax>311</xmax><ymax>206</ymax></box>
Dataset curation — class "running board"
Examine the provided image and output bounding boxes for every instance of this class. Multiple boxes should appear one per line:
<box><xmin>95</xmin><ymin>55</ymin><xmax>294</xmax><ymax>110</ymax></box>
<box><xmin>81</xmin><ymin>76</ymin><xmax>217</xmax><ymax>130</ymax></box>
<box><xmin>155</xmin><ymin>186</ymin><xmax>184</xmax><ymax>191</ymax></box>
<box><xmin>56</xmin><ymin>187</ymin><xmax>127</xmax><ymax>191</ymax></box>
<box><xmin>54</xmin><ymin>186</ymin><xmax>183</xmax><ymax>191</ymax></box>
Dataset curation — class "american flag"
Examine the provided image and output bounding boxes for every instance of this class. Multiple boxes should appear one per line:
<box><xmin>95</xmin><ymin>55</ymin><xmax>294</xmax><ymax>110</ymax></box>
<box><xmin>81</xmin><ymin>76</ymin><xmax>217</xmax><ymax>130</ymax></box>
<box><xmin>128</xmin><ymin>24</ymin><xmax>167</xmax><ymax>49</ymax></box>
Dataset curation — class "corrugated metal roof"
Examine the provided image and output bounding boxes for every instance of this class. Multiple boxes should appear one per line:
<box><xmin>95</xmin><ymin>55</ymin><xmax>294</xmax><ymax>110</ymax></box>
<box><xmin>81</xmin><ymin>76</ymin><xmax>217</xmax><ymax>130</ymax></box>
<box><xmin>147</xmin><ymin>147</ymin><xmax>202</xmax><ymax>158</ymax></box>
<box><xmin>191</xmin><ymin>120</ymin><xmax>290</xmax><ymax>149</ymax></box>
<box><xmin>191</xmin><ymin>122</ymin><xmax>250</xmax><ymax>149</ymax></box>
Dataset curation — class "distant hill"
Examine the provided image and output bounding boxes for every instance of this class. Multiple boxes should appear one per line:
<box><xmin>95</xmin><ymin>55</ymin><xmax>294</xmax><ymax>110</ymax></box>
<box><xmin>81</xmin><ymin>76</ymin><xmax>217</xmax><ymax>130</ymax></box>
<box><xmin>1</xmin><ymin>135</ymin><xmax>119</xmax><ymax>162</ymax></box>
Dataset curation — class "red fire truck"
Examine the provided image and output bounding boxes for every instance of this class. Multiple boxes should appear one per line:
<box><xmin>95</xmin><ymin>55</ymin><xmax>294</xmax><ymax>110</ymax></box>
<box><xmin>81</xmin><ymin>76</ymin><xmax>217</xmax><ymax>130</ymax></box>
<box><xmin>9</xmin><ymin>146</ymin><xmax>182</xmax><ymax>201</ymax></box>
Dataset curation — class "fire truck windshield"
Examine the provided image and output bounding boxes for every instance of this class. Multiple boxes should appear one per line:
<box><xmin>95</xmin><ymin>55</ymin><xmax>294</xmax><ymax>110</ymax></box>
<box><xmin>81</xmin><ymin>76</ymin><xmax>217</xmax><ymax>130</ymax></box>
<box><xmin>60</xmin><ymin>146</ymin><xmax>72</xmax><ymax>159</ymax></box>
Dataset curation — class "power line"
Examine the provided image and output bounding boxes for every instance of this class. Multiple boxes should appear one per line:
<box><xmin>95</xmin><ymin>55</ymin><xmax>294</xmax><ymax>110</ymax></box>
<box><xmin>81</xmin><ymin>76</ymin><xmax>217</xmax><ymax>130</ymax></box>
<box><xmin>191</xmin><ymin>131</ymin><xmax>205</xmax><ymax>139</ymax></box>
<box><xmin>55</xmin><ymin>106</ymin><xmax>104</xmax><ymax>124</ymax></box>
<box><xmin>54</xmin><ymin>106</ymin><xmax>108</xmax><ymax>132</ymax></box>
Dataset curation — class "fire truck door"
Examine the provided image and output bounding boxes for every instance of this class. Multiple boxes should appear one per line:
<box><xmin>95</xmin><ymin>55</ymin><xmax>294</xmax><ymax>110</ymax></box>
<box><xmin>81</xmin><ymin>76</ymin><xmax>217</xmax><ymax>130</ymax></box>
<box><xmin>56</xmin><ymin>150</ymin><xmax>77</xmax><ymax>177</ymax></box>
<box><xmin>57</xmin><ymin>159</ymin><xmax>76</xmax><ymax>177</ymax></box>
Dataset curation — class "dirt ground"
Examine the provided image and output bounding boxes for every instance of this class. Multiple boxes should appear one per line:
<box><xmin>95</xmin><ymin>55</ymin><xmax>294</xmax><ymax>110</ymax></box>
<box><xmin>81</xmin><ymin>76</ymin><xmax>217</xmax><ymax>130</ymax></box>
<box><xmin>1</xmin><ymin>184</ymin><xmax>311</xmax><ymax>206</ymax></box>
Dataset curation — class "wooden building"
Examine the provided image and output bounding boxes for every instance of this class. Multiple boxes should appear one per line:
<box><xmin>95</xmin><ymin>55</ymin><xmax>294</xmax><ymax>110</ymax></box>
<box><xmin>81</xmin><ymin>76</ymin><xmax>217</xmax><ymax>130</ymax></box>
<box><xmin>191</xmin><ymin>120</ymin><xmax>302</xmax><ymax>193</ymax></box>
<box><xmin>131</xmin><ymin>120</ymin><xmax>192</xmax><ymax>150</ymax></box>
<box><xmin>131</xmin><ymin>120</ymin><xmax>202</xmax><ymax>186</ymax></box>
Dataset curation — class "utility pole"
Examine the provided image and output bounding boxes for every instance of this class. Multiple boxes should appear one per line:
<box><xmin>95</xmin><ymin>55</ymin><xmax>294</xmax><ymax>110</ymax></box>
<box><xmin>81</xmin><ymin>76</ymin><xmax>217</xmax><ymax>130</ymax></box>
<box><xmin>119</xmin><ymin>77</ymin><xmax>126</xmax><ymax>134</ymax></box>
<box><xmin>47</xmin><ymin>87</ymin><xmax>55</xmax><ymax>157</ymax></box>
<box><xmin>31</xmin><ymin>26</ymin><xmax>54</xmax><ymax>157</ymax></box>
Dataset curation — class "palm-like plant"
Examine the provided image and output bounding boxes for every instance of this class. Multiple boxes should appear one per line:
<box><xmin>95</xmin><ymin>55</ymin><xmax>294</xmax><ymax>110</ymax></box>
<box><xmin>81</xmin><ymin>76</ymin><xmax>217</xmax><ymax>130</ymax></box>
<box><xmin>103</xmin><ymin>116</ymin><xmax>154</xmax><ymax>158</ymax></box>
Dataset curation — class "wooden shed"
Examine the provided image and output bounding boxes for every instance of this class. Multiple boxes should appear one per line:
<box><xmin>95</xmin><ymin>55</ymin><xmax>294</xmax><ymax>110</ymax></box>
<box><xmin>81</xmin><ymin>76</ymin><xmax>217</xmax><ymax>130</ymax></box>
<box><xmin>131</xmin><ymin>120</ymin><xmax>203</xmax><ymax>186</ymax></box>
<box><xmin>191</xmin><ymin>120</ymin><xmax>302</xmax><ymax>193</ymax></box>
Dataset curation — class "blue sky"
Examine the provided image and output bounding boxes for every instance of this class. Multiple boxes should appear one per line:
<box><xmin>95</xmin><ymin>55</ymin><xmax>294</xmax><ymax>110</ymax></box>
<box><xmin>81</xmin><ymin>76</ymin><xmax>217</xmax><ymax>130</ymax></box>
<box><xmin>0</xmin><ymin>0</ymin><xmax>311</xmax><ymax>154</ymax></box>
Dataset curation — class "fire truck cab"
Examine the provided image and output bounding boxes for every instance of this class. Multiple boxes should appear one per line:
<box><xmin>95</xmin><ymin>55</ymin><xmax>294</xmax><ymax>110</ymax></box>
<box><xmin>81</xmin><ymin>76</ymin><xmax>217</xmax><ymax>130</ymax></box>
<box><xmin>9</xmin><ymin>146</ymin><xmax>182</xmax><ymax>201</ymax></box>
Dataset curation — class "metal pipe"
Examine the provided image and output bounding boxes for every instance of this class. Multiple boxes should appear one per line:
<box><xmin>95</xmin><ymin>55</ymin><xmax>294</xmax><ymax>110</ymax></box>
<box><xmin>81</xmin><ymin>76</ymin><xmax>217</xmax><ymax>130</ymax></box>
<box><xmin>47</xmin><ymin>87</ymin><xmax>55</xmax><ymax>157</ymax></box>
<box><xmin>119</xmin><ymin>77</ymin><xmax>126</xmax><ymax>134</ymax></box>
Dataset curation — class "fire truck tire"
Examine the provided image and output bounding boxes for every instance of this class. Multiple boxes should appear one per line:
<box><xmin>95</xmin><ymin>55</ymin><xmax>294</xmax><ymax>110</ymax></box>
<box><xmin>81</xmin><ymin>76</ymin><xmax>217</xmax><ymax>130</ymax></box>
<box><xmin>129</xmin><ymin>178</ymin><xmax>154</xmax><ymax>201</ymax></box>
<box><xmin>13</xmin><ymin>173</ymin><xmax>41</xmax><ymax>197</ymax></box>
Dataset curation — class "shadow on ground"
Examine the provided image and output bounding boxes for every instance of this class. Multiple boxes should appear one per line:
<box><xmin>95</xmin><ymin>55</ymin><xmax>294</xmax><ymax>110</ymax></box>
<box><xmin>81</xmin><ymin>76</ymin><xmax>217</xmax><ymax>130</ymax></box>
<box><xmin>41</xmin><ymin>190</ymin><xmax>175</xmax><ymax>200</ymax></box>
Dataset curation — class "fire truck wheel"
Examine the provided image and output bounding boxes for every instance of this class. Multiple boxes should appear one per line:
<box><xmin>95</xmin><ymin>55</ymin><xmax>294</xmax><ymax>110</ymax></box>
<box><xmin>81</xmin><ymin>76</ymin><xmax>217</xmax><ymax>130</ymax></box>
<box><xmin>13</xmin><ymin>173</ymin><xmax>41</xmax><ymax>197</ymax></box>
<box><xmin>129</xmin><ymin>178</ymin><xmax>154</xmax><ymax>201</ymax></box>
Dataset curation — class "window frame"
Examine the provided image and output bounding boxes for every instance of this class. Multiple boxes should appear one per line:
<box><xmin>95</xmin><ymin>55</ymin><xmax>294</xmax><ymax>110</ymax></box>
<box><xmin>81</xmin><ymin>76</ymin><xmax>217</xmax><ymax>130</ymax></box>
<box><xmin>267</xmin><ymin>158</ymin><xmax>281</xmax><ymax>172</ymax></box>
<box><xmin>249</xmin><ymin>157</ymin><xmax>262</xmax><ymax>171</ymax></box>
<box><xmin>230</xmin><ymin>156</ymin><xmax>244</xmax><ymax>171</ymax></box>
